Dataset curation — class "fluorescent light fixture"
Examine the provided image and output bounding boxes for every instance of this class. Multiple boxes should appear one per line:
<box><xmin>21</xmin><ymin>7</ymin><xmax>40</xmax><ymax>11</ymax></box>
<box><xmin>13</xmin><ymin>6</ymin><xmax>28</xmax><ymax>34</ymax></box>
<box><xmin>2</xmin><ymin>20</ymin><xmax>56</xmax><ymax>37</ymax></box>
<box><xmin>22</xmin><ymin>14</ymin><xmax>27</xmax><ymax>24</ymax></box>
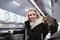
<box><xmin>12</xmin><ymin>0</ymin><xmax>20</xmax><ymax>6</ymax></box>
<box><xmin>49</xmin><ymin>1</ymin><xmax>51</xmax><ymax>7</ymax></box>
<box><xmin>30</xmin><ymin>0</ymin><xmax>45</xmax><ymax>17</ymax></box>
<box><xmin>25</xmin><ymin>8</ymin><xmax>29</xmax><ymax>11</ymax></box>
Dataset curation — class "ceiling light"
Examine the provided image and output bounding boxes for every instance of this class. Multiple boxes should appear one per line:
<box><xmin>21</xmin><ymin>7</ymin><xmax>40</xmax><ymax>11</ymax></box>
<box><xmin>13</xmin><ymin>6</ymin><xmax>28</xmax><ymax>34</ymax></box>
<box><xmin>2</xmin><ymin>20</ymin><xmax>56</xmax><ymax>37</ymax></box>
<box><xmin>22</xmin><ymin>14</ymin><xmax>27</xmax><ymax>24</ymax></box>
<box><xmin>25</xmin><ymin>8</ymin><xmax>29</xmax><ymax>11</ymax></box>
<box><xmin>12</xmin><ymin>0</ymin><xmax>20</xmax><ymax>6</ymax></box>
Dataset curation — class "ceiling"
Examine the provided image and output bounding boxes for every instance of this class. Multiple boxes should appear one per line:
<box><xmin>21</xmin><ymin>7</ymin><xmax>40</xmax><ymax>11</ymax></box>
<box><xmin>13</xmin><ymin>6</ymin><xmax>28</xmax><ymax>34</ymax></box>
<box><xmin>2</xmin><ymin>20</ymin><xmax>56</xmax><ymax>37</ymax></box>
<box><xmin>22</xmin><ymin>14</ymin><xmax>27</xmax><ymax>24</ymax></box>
<box><xmin>0</xmin><ymin>0</ymin><xmax>60</xmax><ymax>22</ymax></box>
<box><xmin>0</xmin><ymin>0</ymin><xmax>34</xmax><ymax>16</ymax></box>
<box><xmin>0</xmin><ymin>0</ymin><xmax>51</xmax><ymax>17</ymax></box>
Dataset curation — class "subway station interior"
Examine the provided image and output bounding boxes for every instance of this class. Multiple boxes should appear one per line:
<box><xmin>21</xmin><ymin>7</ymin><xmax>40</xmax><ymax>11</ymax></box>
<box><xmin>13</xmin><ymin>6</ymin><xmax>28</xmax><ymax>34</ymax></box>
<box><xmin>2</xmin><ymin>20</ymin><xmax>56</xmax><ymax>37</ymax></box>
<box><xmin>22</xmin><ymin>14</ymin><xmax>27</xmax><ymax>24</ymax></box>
<box><xmin>0</xmin><ymin>0</ymin><xmax>60</xmax><ymax>40</ymax></box>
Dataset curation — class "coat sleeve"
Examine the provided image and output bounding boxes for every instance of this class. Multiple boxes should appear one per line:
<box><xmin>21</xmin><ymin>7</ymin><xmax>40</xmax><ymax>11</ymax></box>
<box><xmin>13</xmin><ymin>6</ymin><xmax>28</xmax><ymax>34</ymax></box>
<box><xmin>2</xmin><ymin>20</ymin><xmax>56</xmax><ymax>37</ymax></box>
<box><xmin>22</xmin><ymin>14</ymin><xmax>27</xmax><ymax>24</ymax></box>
<box><xmin>13</xmin><ymin>29</ymin><xmax>25</xmax><ymax>34</ymax></box>
<box><xmin>13</xmin><ymin>22</ymin><xmax>26</xmax><ymax>34</ymax></box>
<box><xmin>49</xmin><ymin>22</ymin><xmax>58</xmax><ymax>36</ymax></box>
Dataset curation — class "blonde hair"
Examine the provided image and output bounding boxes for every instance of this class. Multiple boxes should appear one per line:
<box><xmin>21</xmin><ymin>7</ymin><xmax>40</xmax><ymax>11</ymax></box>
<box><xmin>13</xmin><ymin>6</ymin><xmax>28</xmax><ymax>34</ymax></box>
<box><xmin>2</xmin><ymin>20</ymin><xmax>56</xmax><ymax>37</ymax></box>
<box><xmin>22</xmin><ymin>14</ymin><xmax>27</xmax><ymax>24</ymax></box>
<box><xmin>26</xmin><ymin>8</ymin><xmax>42</xmax><ymax>21</ymax></box>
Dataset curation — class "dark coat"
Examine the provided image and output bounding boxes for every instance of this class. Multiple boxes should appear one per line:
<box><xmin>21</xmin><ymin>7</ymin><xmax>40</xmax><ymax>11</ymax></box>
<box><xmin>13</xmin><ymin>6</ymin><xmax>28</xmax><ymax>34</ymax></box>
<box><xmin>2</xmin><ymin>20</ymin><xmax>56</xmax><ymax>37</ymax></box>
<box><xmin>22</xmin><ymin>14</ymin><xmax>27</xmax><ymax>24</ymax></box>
<box><xmin>49</xmin><ymin>19</ymin><xmax>58</xmax><ymax>36</ymax></box>
<box><xmin>48</xmin><ymin>31</ymin><xmax>60</xmax><ymax>40</ymax></box>
<box><xmin>25</xmin><ymin>21</ymin><xmax>48</xmax><ymax>40</ymax></box>
<box><xmin>13</xmin><ymin>20</ymin><xmax>48</xmax><ymax>40</ymax></box>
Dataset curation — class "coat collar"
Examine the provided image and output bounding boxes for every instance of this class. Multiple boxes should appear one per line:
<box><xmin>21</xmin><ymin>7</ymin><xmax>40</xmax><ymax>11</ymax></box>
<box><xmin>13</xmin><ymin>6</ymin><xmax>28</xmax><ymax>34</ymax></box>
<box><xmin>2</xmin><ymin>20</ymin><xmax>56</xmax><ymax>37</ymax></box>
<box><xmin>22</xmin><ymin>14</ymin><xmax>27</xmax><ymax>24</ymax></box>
<box><xmin>30</xmin><ymin>17</ymin><xmax>44</xmax><ymax>29</ymax></box>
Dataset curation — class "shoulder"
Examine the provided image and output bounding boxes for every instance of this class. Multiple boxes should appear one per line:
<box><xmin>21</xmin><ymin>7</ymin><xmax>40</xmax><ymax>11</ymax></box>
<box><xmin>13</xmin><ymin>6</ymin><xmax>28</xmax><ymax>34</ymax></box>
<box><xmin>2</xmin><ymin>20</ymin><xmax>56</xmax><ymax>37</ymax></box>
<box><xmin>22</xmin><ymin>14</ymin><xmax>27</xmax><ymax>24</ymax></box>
<box><xmin>24</xmin><ymin>20</ymin><xmax>30</xmax><ymax>26</ymax></box>
<box><xmin>40</xmin><ymin>22</ymin><xmax>44</xmax><ymax>25</ymax></box>
<box><xmin>40</xmin><ymin>22</ymin><xmax>48</xmax><ymax>26</ymax></box>
<box><xmin>40</xmin><ymin>22</ymin><xmax>48</xmax><ymax>29</ymax></box>
<box><xmin>37</xmin><ymin>22</ymin><xmax>45</xmax><ymax>27</ymax></box>
<box><xmin>24</xmin><ymin>20</ymin><xmax>29</xmax><ymax>24</ymax></box>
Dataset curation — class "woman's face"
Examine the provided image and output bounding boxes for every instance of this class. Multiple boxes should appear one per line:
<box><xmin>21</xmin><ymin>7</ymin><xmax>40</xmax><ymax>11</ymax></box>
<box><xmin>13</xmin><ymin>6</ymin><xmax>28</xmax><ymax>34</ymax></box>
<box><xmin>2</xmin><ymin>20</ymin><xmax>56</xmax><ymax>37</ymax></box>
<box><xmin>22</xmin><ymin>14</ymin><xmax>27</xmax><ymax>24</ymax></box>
<box><xmin>28</xmin><ymin>11</ymin><xmax>37</xmax><ymax>22</ymax></box>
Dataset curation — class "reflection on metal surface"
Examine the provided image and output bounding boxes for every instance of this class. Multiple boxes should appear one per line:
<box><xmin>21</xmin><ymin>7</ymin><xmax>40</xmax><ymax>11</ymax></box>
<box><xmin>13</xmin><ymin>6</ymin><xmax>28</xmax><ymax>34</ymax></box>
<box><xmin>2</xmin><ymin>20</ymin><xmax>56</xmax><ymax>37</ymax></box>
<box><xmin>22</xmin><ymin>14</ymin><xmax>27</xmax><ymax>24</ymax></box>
<box><xmin>5</xmin><ymin>12</ymin><xmax>10</xmax><ymax>21</ymax></box>
<box><xmin>29</xmin><ymin>0</ymin><xmax>45</xmax><ymax>17</ymax></box>
<box><xmin>14</xmin><ymin>15</ymin><xmax>17</xmax><ymax>22</ymax></box>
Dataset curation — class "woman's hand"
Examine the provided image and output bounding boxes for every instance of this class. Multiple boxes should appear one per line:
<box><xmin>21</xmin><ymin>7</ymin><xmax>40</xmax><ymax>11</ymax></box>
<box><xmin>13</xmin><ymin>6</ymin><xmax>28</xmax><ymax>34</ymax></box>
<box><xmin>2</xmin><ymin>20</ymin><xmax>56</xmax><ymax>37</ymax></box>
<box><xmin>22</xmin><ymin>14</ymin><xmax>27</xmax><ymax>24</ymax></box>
<box><xmin>8</xmin><ymin>29</ymin><xmax>13</xmax><ymax>34</ymax></box>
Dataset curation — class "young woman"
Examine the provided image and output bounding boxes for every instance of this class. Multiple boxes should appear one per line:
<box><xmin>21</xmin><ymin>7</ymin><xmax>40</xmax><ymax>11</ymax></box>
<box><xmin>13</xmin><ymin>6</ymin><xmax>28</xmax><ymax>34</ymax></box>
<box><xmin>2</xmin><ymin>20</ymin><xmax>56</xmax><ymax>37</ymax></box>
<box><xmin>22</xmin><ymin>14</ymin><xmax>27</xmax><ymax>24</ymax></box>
<box><xmin>8</xmin><ymin>8</ymin><xmax>48</xmax><ymax>40</ymax></box>
<box><xmin>24</xmin><ymin>9</ymin><xmax>48</xmax><ymax>40</ymax></box>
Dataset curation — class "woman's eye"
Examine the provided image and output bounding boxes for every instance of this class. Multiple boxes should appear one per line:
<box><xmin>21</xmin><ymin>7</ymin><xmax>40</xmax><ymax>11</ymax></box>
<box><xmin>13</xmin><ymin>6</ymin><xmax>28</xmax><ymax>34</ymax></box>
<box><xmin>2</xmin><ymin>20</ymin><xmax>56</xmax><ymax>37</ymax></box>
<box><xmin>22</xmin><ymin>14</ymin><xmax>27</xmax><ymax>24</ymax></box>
<box><xmin>33</xmin><ymin>14</ymin><xmax>36</xmax><ymax>16</ymax></box>
<box><xmin>29</xmin><ymin>14</ymin><xmax>32</xmax><ymax>16</ymax></box>
<box><xmin>29</xmin><ymin>14</ymin><xmax>36</xmax><ymax>16</ymax></box>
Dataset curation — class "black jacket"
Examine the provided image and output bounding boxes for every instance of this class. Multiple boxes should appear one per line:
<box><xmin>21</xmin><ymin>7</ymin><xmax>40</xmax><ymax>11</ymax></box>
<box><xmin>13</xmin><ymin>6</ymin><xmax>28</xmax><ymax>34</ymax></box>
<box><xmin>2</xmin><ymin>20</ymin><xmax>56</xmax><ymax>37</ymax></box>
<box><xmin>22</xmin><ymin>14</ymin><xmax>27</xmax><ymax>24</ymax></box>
<box><xmin>48</xmin><ymin>31</ymin><xmax>60</xmax><ymax>40</ymax></box>
<box><xmin>13</xmin><ymin>20</ymin><xmax>48</xmax><ymax>40</ymax></box>
<box><xmin>49</xmin><ymin>19</ymin><xmax>58</xmax><ymax>36</ymax></box>
<box><xmin>25</xmin><ymin>21</ymin><xmax>48</xmax><ymax>40</ymax></box>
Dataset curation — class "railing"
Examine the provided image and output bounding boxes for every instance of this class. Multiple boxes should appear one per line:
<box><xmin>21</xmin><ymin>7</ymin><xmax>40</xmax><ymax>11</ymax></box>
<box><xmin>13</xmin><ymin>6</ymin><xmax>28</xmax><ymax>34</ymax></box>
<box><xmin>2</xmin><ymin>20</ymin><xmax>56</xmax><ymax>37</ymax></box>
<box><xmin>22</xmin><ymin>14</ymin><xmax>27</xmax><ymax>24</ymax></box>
<box><xmin>0</xmin><ymin>20</ymin><xmax>25</xmax><ymax>33</ymax></box>
<box><xmin>0</xmin><ymin>20</ymin><xmax>25</xmax><ymax>40</ymax></box>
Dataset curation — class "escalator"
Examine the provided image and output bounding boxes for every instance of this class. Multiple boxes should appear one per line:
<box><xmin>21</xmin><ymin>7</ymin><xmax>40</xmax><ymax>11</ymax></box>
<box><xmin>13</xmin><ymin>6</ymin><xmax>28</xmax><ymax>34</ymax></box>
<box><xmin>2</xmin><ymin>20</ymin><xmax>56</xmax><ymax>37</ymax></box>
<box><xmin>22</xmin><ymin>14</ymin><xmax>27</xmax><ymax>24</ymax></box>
<box><xmin>0</xmin><ymin>20</ymin><xmax>25</xmax><ymax>40</ymax></box>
